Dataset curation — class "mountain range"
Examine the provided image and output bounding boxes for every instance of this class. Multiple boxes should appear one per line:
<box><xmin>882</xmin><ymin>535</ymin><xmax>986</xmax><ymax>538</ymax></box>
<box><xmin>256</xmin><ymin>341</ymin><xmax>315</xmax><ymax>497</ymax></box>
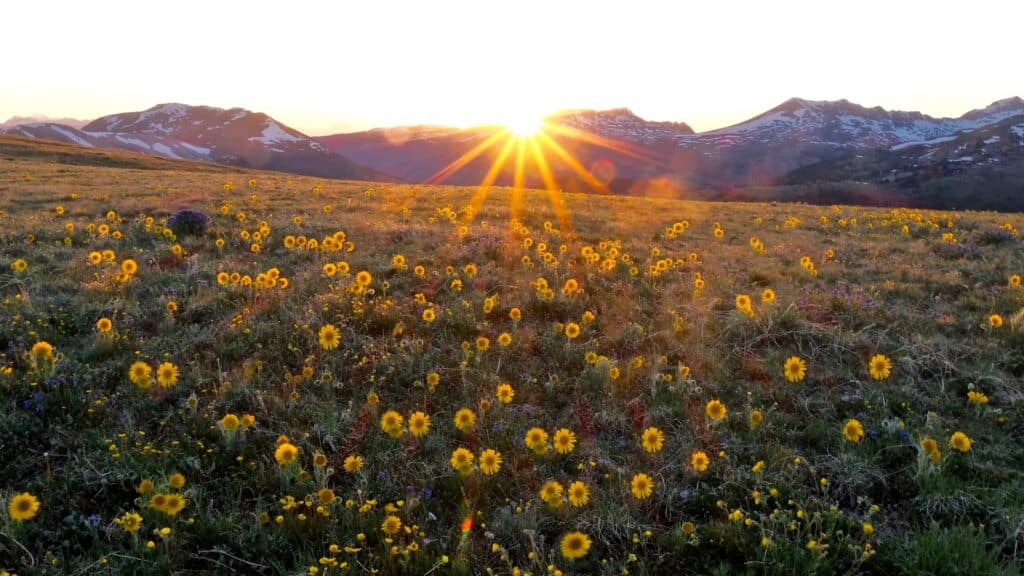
<box><xmin>2</xmin><ymin>105</ymin><xmax>387</xmax><ymax>181</ymax></box>
<box><xmin>0</xmin><ymin>115</ymin><xmax>90</xmax><ymax>130</ymax></box>
<box><xmin>4</xmin><ymin>97</ymin><xmax>1023</xmax><ymax>209</ymax></box>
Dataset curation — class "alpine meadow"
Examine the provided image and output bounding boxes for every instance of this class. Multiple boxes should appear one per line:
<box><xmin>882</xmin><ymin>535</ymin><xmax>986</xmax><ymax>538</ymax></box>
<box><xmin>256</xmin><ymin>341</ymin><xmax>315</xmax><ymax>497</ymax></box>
<box><xmin>1</xmin><ymin>133</ymin><xmax>1022</xmax><ymax>575</ymax></box>
<box><xmin>4</xmin><ymin>1</ymin><xmax>1024</xmax><ymax>574</ymax></box>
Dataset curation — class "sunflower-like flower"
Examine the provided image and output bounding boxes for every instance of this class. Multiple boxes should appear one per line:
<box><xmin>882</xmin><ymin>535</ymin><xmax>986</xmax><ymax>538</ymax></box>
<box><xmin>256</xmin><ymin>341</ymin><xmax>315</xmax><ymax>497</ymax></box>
<box><xmin>540</xmin><ymin>480</ymin><xmax>564</xmax><ymax>507</ymax></box>
<box><xmin>560</xmin><ymin>531</ymin><xmax>592</xmax><ymax>560</ymax></box>
<box><xmin>783</xmin><ymin>356</ymin><xmax>807</xmax><ymax>383</ymax></box>
<box><xmin>114</xmin><ymin>511</ymin><xmax>143</xmax><ymax>533</ymax></box>
<box><xmin>705</xmin><ymin>399</ymin><xmax>727</xmax><ymax>421</ymax></box>
<box><xmin>630</xmin><ymin>473</ymin><xmax>654</xmax><ymax>500</ymax></box>
<box><xmin>343</xmin><ymin>455</ymin><xmax>364</xmax><ymax>473</ymax></box>
<box><xmin>552</xmin><ymin>428</ymin><xmax>576</xmax><ymax>454</ymax></box>
<box><xmin>453</xmin><ymin>408</ymin><xmax>476</xmax><ymax>433</ymax></box>
<box><xmin>843</xmin><ymin>419</ymin><xmax>865</xmax><ymax>443</ymax></box>
<box><xmin>96</xmin><ymin>317</ymin><xmax>113</xmax><ymax>333</ymax></box>
<box><xmin>380</xmin><ymin>410</ymin><xmax>404</xmax><ymax>438</ymax></box>
<box><xmin>949</xmin><ymin>431</ymin><xmax>972</xmax><ymax>453</ymax></box>
<box><xmin>641</xmin><ymin>427</ymin><xmax>664</xmax><ymax>454</ymax></box>
<box><xmin>690</xmin><ymin>450</ymin><xmax>710</xmax><ymax>472</ymax></box>
<box><xmin>129</xmin><ymin>361</ymin><xmax>153</xmax><ymax>389</ymax></box>
<box><xmin>275</xmin><ymin>442</ymin><xmax>299</xmax><ymax>466</ymax></box>
<box><xmin>495</xmin><ymin>383</ymin><xmax>514</xmax><ymax>403</ymax></box>
<box><xmin>868</xmin><ymin>354</ymin><xmax>892</xmax><ymax>381</ymax></box>
<box><xmin>7</xmin><ymin>492</ymin><xmax>40</xmax><ymax>522</ymax></box>
<box><xmin>156</xmin><ymin>362</ymin><xmax>179</xmax><ymax>389</ymax></box>
<box><xmin>381</xmin><ymin>514</ymin><xmax>402</xmax><ymax>535</ymax></box>
<box><xmin>525</xmin><ymin>427</ymin><xmax>549</xmax><ymax>454</ymax></box>
<box><xmin>408</xmin><ymin>411</ymin><xmax>431</xmax><ymax>438</ymax></box>
<box><xmin>449</xmin><ymin>448</ymin><xmax>474</xmax><ymax>475</ymax></box>
<box><xmin>564</xmin><ymin>322</ymin><xmax>581</xmax><ymax>339</ymax></box>
<box><xmin>478</xmin><ymin>449</ymin><xmax>502</xmax><ymax>475</ymax></box>
<box><xmin>567</xmin><ymin>481</ymin><xmax>590</xmax><ymax>507</ymax></box>
<box><xmin>318</xmin><ymin>324</ymin><xmax>341</xmax><ymax>350</ymax></box>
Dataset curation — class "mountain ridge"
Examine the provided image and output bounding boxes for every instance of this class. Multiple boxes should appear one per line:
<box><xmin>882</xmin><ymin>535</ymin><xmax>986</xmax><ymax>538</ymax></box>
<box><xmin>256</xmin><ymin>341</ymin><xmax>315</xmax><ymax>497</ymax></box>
<box><xmin>5</xmin><ymin>103</ymin><xmax>393</xmax><ymax>182</ymax></box>
<box><xmin>4</xmin><ymin>98</ymin><xmax>1022</xmax><ymax>208</ymax></box>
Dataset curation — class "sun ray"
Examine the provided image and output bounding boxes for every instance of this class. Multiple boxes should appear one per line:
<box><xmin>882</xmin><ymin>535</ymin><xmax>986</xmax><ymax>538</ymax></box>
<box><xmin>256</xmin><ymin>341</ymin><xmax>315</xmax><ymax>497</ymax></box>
<box><xmin>420</xmin><ymin>113</ymin><xmax>654</xmax><ymax>225</ymax></box>
<box><xmin>464</xmin><ymin>136</ymin><xmax>517</xmax><ymax>224</ymax></box>
<box><xmin>535</xmin><ymin>132</ymin><xmax>611</xmax><ymax>195</ymax></box>
<box><xmin>425</xmin><ymin>128</ymin><xmax>510</xmax><ymax>184</ymax></box>
<box><xmin>510</xmin><ymin>137</ymin><xmax>527</xmax><ymax>222</ymax></box>
<box><xmin>528</xmin><ymin>138</ymin><xmax>574</xmax><ymax>235</ymax></box>
<box><xmin>543</xmin><ymin>122</ymin><xmax>663</xmax><ymax>165</ymax></box>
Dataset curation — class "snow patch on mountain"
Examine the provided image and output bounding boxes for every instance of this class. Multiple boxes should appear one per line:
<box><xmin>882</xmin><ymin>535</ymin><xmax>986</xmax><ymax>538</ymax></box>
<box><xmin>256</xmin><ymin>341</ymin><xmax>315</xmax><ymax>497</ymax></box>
<box><xmin>178</xmin><ymin>141</ymin><xmax>211</xmax><ymax>155</ymax></box>
<box><xmin>891</xmin><ymin>135</ymin><xmax>958</xmax><ymax>151</ymax></box>
<box><xmin>701</xmin><ymin>97</ymin><xmax>1024</xmax><ymax>150</ymax></box>
<box><xmin>151</xmin><ymin>143</ymin><xmax>180</xmax><ymax>158</ymax></box>
<box><xmin>51</xmin><ymin>126</ymin><xmax>94</xmax><ymax>147</ymax></box>
<box><xmin>550</xmin><ymin>108</ymin><xmax>694</xmax><ymax>146</ymax></box>
<box><xmin>249</xmin><ymin>120</ymin><xmax>303</xmax><ymax>144</ymax></box>
<box><xmin>115</xmin><ymin>135</ymin><xmax>150</xmax><ymax>149</ymax></box>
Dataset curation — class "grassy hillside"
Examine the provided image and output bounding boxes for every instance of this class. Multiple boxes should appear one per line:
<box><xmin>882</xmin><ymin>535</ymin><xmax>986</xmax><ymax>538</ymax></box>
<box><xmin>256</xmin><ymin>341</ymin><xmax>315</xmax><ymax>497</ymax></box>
<box><xmin>1</xmin><ymin>139</ymin><xmax>1023</xmax><ymax>575</ymax></box>
<box><xmin>0</xmin><ymin>135</ymin><xmax>241</xmax><ymax>174</ymax></box>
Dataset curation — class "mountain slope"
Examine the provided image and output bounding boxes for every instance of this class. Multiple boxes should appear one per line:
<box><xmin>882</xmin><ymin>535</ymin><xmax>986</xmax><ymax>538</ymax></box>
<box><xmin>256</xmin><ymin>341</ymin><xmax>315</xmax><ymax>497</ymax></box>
<box><xmin>3</xmin><ymin>104</ymin><xmax>392</xmax><ymax>182</ymax></box>
<box><xmin>780</xmin><ymin>114</ymin><xmax>1024</xmax><ymax>210</ymax></box>
<box><xmin>5</xmin><ymin>122</ymin><xmax>214</xmax><ymax>160</ymax></box>
<box><xmin>5</xmin><ymin>98</ymin><xmax>1023</xmax><ymax>208</ymax></box>
<box><xmin>0</xmin><ymin>133</ymin><xmax>239</xmax><ymax>172</ymax></box>
<box><xmin>316</xmin><ymin>98</ymin><xmax>1024</xmax><ymax>192</ymax></box>
<box><xmin>698</xmin><ymin>97</ymin><xmax>1024</xmax><ymax>148</ymax></box>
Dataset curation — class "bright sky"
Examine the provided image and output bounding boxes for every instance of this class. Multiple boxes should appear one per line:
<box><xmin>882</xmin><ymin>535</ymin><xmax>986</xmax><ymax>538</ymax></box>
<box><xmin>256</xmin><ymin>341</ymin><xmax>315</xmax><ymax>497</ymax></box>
<box><xmin>2</xmin><ymin>0</ymin><xmax>1021</xmax><ymax>135</ymax></box>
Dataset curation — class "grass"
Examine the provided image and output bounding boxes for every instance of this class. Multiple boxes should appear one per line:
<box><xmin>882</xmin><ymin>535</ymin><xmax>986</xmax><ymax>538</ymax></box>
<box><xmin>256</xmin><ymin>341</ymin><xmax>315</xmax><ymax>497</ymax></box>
<box><xmin>1</xmin><ymin>139</ymin><xmax>1023</xmax><ymax>575</ymax></box>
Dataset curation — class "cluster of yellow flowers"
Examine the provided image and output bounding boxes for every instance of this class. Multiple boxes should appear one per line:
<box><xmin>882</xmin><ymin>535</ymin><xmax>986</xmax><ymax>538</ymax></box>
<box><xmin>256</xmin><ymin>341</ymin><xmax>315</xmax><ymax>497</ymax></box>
<box><xmin>128</xmin><ymin>360</ymin><xmax>179</xmax><ymax>390</ymax></box>
<box><xmin>282</xmin><ymin>229</ymin><xmax>354</xmax><ymax>253</ymax></box>
<box><xmin>799</xmin><ymin>255</ymin><xmax>818</xmax><ymax>276</ymax></box>
<box><xmin>663</xmin><ymin>219</ymin><xmax>690</xmax><ymax>239</ymax></box>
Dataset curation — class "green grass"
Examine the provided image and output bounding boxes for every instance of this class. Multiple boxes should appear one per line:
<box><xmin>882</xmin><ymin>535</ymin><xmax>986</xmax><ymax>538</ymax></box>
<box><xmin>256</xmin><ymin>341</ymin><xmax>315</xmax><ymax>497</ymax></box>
<box><xmin>1</xmin><ymin>139</ymin><xmax>1023</xmax><ymax>575</ymax></box>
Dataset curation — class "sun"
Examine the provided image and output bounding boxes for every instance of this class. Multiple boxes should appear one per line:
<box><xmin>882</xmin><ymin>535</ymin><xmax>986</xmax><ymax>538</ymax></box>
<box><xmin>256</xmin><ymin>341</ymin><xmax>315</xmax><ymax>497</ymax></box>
<box><xmin>508</xmin><ymin>116</ymin><xmax>543</xmax><ymax>137</ymax></box>
<box><xmin>424</xmin><ymin>105</ymin><xmax>653</xmax><ymax>234</ymax></box>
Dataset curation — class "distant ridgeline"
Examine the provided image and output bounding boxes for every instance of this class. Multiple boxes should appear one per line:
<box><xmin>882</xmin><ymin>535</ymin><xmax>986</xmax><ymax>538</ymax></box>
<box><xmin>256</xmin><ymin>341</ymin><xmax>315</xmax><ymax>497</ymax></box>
<box><xmin>4</xmin><ymin>98</ymin><xmax>1023</xmax><ymax>211</ymax></box>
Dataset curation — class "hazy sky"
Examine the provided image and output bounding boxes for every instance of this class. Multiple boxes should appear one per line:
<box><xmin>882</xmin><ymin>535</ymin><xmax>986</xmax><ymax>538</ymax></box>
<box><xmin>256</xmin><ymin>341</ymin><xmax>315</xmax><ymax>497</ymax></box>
<box><xmin>2</xmin><ymin>0</ymin><xmax>1021</xmax><ymax>135</ymax></box>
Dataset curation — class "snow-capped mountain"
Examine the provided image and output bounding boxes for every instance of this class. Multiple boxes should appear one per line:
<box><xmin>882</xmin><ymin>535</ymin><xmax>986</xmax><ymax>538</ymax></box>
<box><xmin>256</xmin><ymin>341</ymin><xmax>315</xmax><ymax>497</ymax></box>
<box><xmin>5</xmin><ymin>98</ymin><xmax>1023</xmax><ymax>199</ymax></box>
<box><xmin>548</xmin><ymin>108</ymin><xmax>694</xmax><ymax>146</ymax></box>
<box><xmin>3</xmin><ymin>104</ymin><xmax>390</xmax><ymax>181</ymax></box>
<box><xmin>312</xmin><ymin>97</ymin><xmax>1024</xmax><ymax>190</ymax></box>
<box><xmin>782</xmin><ymin>112</ymin><xmax>1024</xmax><ymax>209</ymax></box>
<box><xmin>695</xmin><ymin>97</ymin><xmax>1024</xmax><ymax>149</ymax></box>
<box><xmin>83</xmin><ymin>104</ymin><xmax>310</xmax><ymax>151</ymax></box>
<box><xmin>5</xmin><ymin>122</ymin><xmax>216</xmax><ymax>160</ymax></box>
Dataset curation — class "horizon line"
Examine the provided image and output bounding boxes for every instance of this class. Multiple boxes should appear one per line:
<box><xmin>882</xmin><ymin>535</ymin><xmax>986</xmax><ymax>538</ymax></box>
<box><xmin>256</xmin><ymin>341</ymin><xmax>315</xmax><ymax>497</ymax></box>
<box><xmin>4</xmin><ymin>94</ymin><xmax>1022</xmax><ymax>138</ymax></box>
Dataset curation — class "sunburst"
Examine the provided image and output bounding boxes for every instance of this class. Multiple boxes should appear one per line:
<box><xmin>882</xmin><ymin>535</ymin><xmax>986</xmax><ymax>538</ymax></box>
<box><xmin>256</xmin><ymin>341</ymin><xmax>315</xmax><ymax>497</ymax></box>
<box><xmin>424</xmin><ymin>112</ymin><xmax>643</xmax><ymax>236</ymax></box>
<box><xmin>508</xmin><ymin>116</ymin><xmax>542</xmax><ymax>138</ymax></box>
